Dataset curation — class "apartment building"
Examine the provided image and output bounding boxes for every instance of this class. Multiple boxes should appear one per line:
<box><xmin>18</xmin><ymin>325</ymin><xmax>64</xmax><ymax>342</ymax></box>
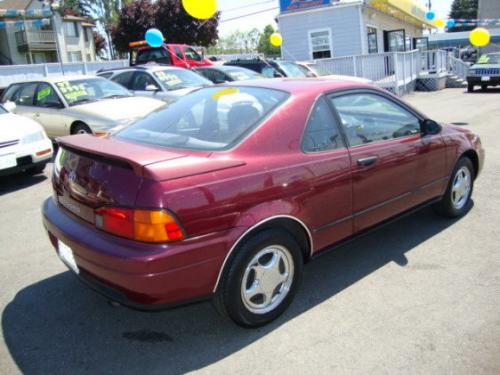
<box><xmin>0</xmin><ymin>0</ymin><xmax>96</xmax><ymax>65</ymax></box>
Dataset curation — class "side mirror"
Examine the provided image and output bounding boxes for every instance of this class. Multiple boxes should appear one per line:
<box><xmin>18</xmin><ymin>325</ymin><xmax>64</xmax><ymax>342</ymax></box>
<box><xmin>145</xmin><ymin>84</ymin><xmax>160</xmax><ymax>92</ymax></box>
<box><xmin>421</xmin><ymin>119</ymin><xmax>441</xmax><ymax>135</ymax></box>
<box><xmin>3</xmin><ymin>101</ymin><xmax>16</xmax><ymax>112</ymax></box>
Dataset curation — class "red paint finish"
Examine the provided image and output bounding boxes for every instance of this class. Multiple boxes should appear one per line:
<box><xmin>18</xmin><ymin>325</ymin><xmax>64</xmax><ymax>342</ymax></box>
<box><xmin>43</xmin><ymin>79</ymin><xmax>485</xmax><ymax>308</ymax></box>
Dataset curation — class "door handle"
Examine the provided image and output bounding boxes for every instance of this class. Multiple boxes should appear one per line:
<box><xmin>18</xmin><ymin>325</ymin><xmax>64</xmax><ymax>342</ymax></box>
<box><xmin>357</xmin><ymin>156</ymin><xmax>378</xmax><ymax>167</ymax></box>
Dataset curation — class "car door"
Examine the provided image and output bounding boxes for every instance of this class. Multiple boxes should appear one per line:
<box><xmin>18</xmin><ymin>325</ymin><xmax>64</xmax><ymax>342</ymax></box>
<box><xmin>33</xmin><ymin>83</ymin><xmax>67</xmax><ymax>138</ymax></box>
<box><xmin>129</xmin><ymin>71</ymin><xmax>161</xmax><ymax>97</ymax></box>
<box><xmin>328</xmin><ymin>90</ymin><xmax>434</xmax><ymax>233</ymax></box>
<box><xmin>300</xmin><ymin>96</ymin><xmax>353</xmax><ymax>250</ymax></box>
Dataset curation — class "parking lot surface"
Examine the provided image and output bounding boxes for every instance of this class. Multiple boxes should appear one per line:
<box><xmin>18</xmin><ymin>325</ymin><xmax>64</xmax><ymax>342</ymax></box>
<box><xmin>1</xmin><ymin>88</ymin><xmax>499</xmax><ymax>375</ymax></box>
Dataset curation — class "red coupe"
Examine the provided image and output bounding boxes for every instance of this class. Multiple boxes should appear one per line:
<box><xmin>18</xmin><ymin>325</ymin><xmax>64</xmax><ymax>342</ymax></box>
<box><xmin>43</xmin><ymin>79</ymin><xmax>484</xmax><ymax>327</ymax></box>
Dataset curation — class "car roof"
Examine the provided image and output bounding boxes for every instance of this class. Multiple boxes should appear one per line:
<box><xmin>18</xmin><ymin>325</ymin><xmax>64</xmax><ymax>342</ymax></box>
<box><xmin>98</xmin><ymin>65</ymin><xmax>187</xmax><ymax>74</ymax></box>
<box><xmin>224</xmin><ymin>78</ymin><xmax>373</xmax><ymax>95</ymax></box>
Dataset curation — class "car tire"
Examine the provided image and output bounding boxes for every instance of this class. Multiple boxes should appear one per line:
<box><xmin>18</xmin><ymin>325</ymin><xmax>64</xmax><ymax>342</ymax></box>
<box><xmin>434</xmin><ymin>157</ymin><xmax>474</xmax><ymax>218</ymax></box>
<box><xmin>481</xmin><ymin>84</ymin><xmax>487</xmax><ymax>91</ymax></box>
<box><xmin>467</xmin><ymin>83</ymin><xmax>474</xmax><ymax>92</ymax></box>
<box><xmin>213</xmin><ymin>228</ymin><xmax>303</xmax><ymax>328</ymax></box>
<box><xmin>71</xmin><ymin>122</ymin><xmax>92</xmax><ymax>135</ymax></box>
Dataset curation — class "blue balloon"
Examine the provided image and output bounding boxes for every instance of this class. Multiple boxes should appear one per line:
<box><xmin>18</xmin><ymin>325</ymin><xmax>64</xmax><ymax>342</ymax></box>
<box><xmin>145</xmin><ymin>28</ymin><xmax>164</xmax><ymax>48</ymax></box>
<box><xmin>425</xmin><ymin>11</ymin><xmax>435</xmax><ymax>21</ymax></box>
<box><xmin>446</xmin><ymin>19</ymin><xmax>456</xmax><ymax>28</ymax></box>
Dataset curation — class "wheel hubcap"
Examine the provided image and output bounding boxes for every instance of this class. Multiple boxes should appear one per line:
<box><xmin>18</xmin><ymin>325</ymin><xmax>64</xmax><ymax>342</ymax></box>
<box><xmin>241</xmin><ymin>245</ymin><xmax>294</xmax><ymax>315</ymax></box>
<box><xmin>451</xmin><ymin>166</ymin><xmax>471</xmax><ymax>210</ymax></box>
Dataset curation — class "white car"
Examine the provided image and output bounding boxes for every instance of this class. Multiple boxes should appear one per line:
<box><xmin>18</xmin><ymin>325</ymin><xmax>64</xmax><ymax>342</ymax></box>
<box><xmin>0</xmin><ymin>102</ymin><xmax>53</xmax><ymax>176</ymax></box>
<box><xmin>0</xmin><ymin>76</ymin><xmax>166</xmax><ymax>138</ymax></box>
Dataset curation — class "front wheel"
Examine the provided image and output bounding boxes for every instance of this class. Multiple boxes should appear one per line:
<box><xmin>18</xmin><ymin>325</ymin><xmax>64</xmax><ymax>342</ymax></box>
<box><xmin>71</xmin><ymin>122</ymin><xmax>92</xmax><ymax>135</ymax></box>
<box><xmin>467</xmin><ymin>83</ymin><xmax>474</xmax><ymax>92</ymax></box>
<box><xmin>434</xmin><ymin>157</ymin><xmax>474</xmax><ymax>218</ymax></box>
<box><xmin>213</xmin><ymin>229</ymin><xmax>303</xmax><ymax>327</ymax></box>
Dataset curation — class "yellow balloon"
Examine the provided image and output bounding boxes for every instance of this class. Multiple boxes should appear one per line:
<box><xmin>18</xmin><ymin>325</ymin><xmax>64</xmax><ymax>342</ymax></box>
<box><xmin>435</xmin><ymin>19</ymin><xmax>445</xmax><ymax>28</ymax></box>
<box><xmin>270</xmin><ymin>32</ymin><xmax>283</xmax><ymax>47</ymax></box>
<box><xmin>469</xmin><ymin>27</ymin><xmax>490</xmax><ymax>47</ymax></box>
<box><xmin>182</xmin><ymin>0</ymin><xmax>217</xmax><ymax>20</ymax></box>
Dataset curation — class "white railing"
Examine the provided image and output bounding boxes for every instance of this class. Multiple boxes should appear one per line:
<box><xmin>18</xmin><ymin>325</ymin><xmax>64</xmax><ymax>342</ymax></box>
<box><xmin>315</xmin><ymin>50</ymin><xmax>420</xmax><ymax>95</ymax></box>
<box><xmin>419</xmin><ymin>50</ymin><xmax>448</xmax><ymax>74</ymax></box>
<box><xmin>448</xmin><ymin>55</ymin><xmax>469</xmax><ymax>80</ymax></box>
<box><xmin>0</xmin><ymin>60</ymin><xmax>129</xmax><ymax>88</ymax></box>
<box><xmin>15</xmin><ymin>30</ymin><xmax>56</xmax><ymax>47</ymax></box>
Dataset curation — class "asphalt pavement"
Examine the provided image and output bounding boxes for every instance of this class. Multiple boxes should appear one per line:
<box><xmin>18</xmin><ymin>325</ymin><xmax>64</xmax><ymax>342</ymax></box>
<box><xmin>0</xmin><ymin>88</ymin><xmax>499</xmax><ymax>375</ymax></box>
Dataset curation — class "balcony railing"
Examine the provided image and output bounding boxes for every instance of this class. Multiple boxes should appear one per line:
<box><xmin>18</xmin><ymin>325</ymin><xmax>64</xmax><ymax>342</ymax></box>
<box><xmin>15</xmin><ymin>30</ymin><xmax>56</xmax><ymax>51</ymax></box>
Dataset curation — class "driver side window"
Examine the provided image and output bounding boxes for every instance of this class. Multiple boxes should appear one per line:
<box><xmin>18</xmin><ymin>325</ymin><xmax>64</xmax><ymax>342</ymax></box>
<box><xmin>35</xmin><ymin>83</ymin><xmax>62</xmax><ymax>108</ymax></box>
<box><xmin>330</xmin><ymin>93</ymin><xmax>420</xmax><ymax>147</ymax></box>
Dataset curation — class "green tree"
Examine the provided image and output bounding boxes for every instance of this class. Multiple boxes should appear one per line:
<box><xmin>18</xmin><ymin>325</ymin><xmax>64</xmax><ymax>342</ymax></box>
<box><xmin>110</xmin><ymin>0</ymin><xmax>219</xmax><ymax>53</ymax></box>
<box><xmin>448</xmin><ymin>0</ymin><xmax>478</xmax><ymax>32</ymax></box>
<box><xmin>257</xmin><ymin>25</ymin><xmax>281</xmax><ymax>57</ymax></box>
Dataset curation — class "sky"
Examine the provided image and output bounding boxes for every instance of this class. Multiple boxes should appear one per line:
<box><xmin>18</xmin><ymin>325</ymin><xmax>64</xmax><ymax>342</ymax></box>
<box><xmin>217</xmin><ymin>0</ymin><xmax>454</xmax><ymax>37</ymax></box>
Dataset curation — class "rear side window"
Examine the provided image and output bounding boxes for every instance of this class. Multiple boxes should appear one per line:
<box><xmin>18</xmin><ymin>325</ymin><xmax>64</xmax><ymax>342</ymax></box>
<box><xmin>137</xmin><ymin>48</ymin><xmax>172</xmax><ymax>65</ymax></box>
<box><xmin>16</xmin><ymin>83</ymin><xmax>38</xmax><ymax>106</ymax></box>
<box><xmin>302</xmin><ymin>97</ymin><xmax>343</xmax><ymax>152</ymax></box>
<box><xmin>111</xmin><ymin>71</ymin><xmax>134</xmax><ymax>88</ymax></box>
<box><xmin>2</xmin><ymin>84</ymin><xmax>21</xmax><ymax>102</ymax></box>
<box><xmin>115</xmin><ymin>86</ymin><xmax>289</xmax><ymax>151</ymax></box>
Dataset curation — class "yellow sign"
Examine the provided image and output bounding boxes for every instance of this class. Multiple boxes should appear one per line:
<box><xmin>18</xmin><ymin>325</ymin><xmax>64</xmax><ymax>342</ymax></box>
<box><xmin>368</xmin><ymin>0</ymin><xmax>433</xmax><ymax>27</ymax></box>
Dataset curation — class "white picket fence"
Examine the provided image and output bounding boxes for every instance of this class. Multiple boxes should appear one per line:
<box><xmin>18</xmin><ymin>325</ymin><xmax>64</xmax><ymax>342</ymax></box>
<box><xmin>313</xmin><ymin>49</ymin><xmax>469</xmax><ymax>95</ymax></box>
<box><xmin>0</xmin><ymin>60</ymin><xmax>128</xmax><ymax>89</ymax></box>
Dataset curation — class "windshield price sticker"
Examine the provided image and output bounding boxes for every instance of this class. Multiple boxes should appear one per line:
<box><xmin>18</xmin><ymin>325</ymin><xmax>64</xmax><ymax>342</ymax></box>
<box><xmin>155</xmin><ymin>72</ymin><xmax>183</xmax><ymax>87</ymax></box>
<box><xmin>37</xmin><ymin>86</ymin><xmax>52</xmax><ymax>101</ymax></box>
<box><xmin>56</xmin><ymin>82</ymin><xmax>89</xmax><ymax>101</ymax></box>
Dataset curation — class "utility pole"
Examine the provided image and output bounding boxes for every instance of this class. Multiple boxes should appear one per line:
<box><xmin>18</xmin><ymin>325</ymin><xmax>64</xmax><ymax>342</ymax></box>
<box><xmin>47</xmin><ymin>0</ymin><xmax>64</xmax><ymax>74</ymax></box>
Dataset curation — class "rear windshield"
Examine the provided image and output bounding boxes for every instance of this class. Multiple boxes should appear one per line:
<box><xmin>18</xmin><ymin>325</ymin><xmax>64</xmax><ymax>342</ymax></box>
<box><xmin>115</xmin><ymin>86</ymin><xmax>289</xmax><ymax>151</ymax></box>
<box><xmin>137</xmin><ymin>47</ymin><xmax>172</xmax><ymax>65</ymax></box>
<box><xmin>153</xmin><ymin>69</ymin><xmax>211</xmax><ymax>90</ymax></box>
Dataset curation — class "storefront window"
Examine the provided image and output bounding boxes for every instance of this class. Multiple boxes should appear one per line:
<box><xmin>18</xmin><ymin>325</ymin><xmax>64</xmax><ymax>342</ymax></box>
<box><xmin>367</xmin><ymin>27</ymin><xmax>378</xmax><ymax>54</ymax></box>
<box><xmin>309</xmin><ymin>29</ymin><xmax>332</xmax><ymax>60</ymax></box>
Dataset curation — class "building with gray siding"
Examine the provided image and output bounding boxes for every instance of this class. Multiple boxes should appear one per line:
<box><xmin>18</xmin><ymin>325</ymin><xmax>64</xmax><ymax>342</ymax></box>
<box><xmin>277</xmin><ymin>0</ymin><xmax>435</xmax><ymax>61</ymax></box>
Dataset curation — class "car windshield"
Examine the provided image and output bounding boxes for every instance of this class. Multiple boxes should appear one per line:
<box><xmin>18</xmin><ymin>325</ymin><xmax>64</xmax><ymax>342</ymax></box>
<box><xmin>115</xmin><ymin>86</ymin><xmax>289</xmax><ymax>151</ymax></box>
<box><xmin>276</xmin><ymin>61</ymin><xmax>308</xmax><ymax>77</ymax></box>
<box><xmin>55</xmin><ymin>78</ymin><xmax>132</xmax><ymax>106</ymax></box>
<box><xmin>0</xmin><ymin>105</ymin><xmax>7</xmax><ymax>115</ymax></box>
<box><xmin>153</xmin><ymin>69</ymin><xmax>211</xmax><ymax>91</ymax></box>
<box><xmin>224</xmin><ymin>68</ymin><xmax>261</xmax><ymax>81</ymax></box>
<box><xmin>477</xmin><ymin>54</ymin><xmax>500</xmax><ymax>64</ymax></box>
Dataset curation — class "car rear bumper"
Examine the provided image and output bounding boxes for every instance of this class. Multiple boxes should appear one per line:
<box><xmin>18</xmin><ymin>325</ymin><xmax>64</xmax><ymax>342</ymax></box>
<box><xmin>0</xmin><ymin>139</ymin><xmax>53</xmax><ymax>176</ymax></box>
<box><xmin>42</xmin><ymin>197</ymin><xmax>243</xmax><ymax>308</ymax></box>
<box><xmin>467</xmin><ymin>76</ymin><xmax>500</xmax><ymax>86</ymax></box>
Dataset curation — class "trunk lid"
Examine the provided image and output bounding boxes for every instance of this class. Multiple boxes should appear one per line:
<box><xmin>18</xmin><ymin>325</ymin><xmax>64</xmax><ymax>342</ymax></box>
<box><xmin>53</xmin><ymin>135</ymin><xmax>244</xmax><ymax>222</ymax></box>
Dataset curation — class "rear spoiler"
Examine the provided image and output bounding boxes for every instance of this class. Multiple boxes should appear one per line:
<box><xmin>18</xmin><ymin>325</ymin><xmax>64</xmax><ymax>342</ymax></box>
<box><xmin>56</xmin><ymin>135</ymin><xmax>246</xmax><ymax>181</ymax></box>
<box><xmin>57</xmin><ymin>134</ymin><xmax>184</xmax><ymax>177</ymax></box>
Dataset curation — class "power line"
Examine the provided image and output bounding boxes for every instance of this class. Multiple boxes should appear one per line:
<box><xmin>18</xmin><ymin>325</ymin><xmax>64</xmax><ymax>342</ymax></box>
<box><xmin>220</xmin><ymin>6</ymin><xmax>279</xmax><ymax>23</ymax></box>
<box><xmin>223</xmin><ymin>0</ymin><xmax>276</xmax><ymax>14</ymax></box>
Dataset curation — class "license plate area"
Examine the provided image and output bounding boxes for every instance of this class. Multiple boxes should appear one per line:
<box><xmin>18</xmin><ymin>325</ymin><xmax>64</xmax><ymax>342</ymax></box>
<box><xmin>481</xmin><ymin>76</ymin><xmax>490</xmax><ymax>81</ymax></box>
<box><xmin>58</xmin><ymin>240</ymin><xmax>79</xmax><ymax>274</ymax></box>
<box><xmin>0</xmin><ymin>153</ymin><xmax>17</xmax><ymax>170</ymax></box>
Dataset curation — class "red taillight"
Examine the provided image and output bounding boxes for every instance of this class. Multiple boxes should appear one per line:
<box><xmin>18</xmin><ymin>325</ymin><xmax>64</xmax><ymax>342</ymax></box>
<box><xmin>95</xmin><ymin>207</ymin><xmax>184</xmax><ymax>243</ymax></box>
